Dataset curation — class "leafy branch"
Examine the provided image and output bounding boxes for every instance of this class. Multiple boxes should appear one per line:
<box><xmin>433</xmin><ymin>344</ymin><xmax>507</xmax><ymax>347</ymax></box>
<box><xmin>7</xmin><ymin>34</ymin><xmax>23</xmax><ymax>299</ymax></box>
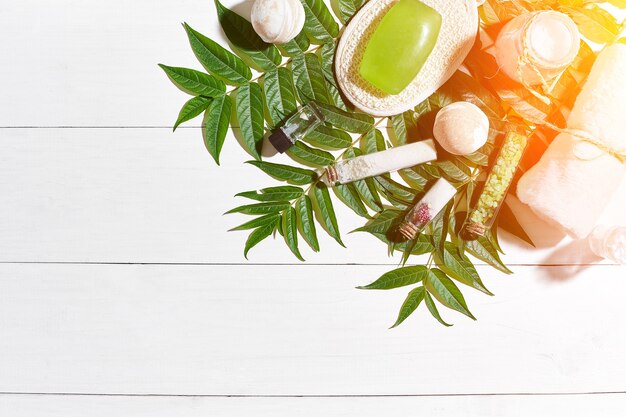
<box><xmin>160</xmin><ymin>0</ymin><xmax>622</xmax><ymax>327</ymax></box>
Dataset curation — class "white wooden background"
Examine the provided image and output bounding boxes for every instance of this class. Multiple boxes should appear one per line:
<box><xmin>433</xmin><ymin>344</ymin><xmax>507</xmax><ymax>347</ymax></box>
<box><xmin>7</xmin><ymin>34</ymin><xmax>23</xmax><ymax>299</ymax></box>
<box><xmin>1</xmin><ymin>0</ymin><xmax>626</xmax><ymax>415</ymax></box>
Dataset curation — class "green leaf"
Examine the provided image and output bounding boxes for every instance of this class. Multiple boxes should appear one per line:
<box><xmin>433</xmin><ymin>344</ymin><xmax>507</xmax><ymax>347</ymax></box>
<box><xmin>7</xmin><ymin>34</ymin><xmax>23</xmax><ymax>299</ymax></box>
<box><xmin>203</xmin><ymin>94</ymin><xmax>232</xmax><ymax>164</ymax></box>
<box><xmin>354</xmin><ymin>209</ymin><xmax>401</xmax><ymax>234</ymax></box>
<box><xmin>425</xmin><ymin>269</ymin><xmax>475</xmax><ymax>320</ymax></box>
<box><xmin>226</xmin><ymin>201</ymin><xmax>291</xmax><ymax>215</ymax></box>
<box><xmin>296</xmin><ymin>196</ymin><xmax>320</xmax><ymax>251</ymax></box>
<box><xmin>183</xmin><ymin>23</ymin><xmax>251</xmax><ymax>85</ymax></box>
<box><xmin>264</xmin><ymin>67</ymin><xmax>298</xmax><ymax>125</ymax></box>
<box><xmin>214</xmin><ymin>0</ymin><xmax>282</xmax><ymax>71</ymax></box>
<box><xmin>436</xmin><ymin>160</ymin><xmax>471</xmax><ymax>184</ymax></box>
<box><xmin>299</xmin><ymin>0</ymin><xmax>340</xmax><ymax>43</ymax></box>
<box><xmin>428</xmin><ymin>201</ymin><xmax>453</xmax><ymax>260</ymax></box>
<box><xmin>354</xmin><ymin>178</ymin><xmax>382</xmax><ymax>212</ymax></box>
<box><xmin>236</xmin><ymin>186</ymin><xmax>304</xmax><ymax>202</ymax></box>
<box><xmin>319</xmin><ymin>42</ymin><xmax>336</xmax><ymax>81</ymax></box>
<box><xmin>375</xmin><ymin>176</ymin><xmax>417</xmax><ymax>205</ymax></box>
<box><xmin>315</xmin><ymin>102</ymin><xmax>374</xmax><ymax>133</ymax></box>
<box><xmin>247</xmin><ymin>160</ymin><xmax>317</xmax><ymax>185</ymax></box>
<box><xmin>303</xmin><ymin>125</ymin><xmax>352</xmax><ymax>149</ymax></box>
<box><xmin>282</xmin><ymin>207</ymin><xmax>305</xmax><ymax>261</ymax></box>
<box><xmin>277</xmin><ymin>31</ymin><xmax>310</xmax><ymax>57</ymax></box>
<box><xmin>159</xmin><ymin>64</ymin><xmax>226</xmax><ymax>97</ymax></box>
<box><xmin>310</xmin><ymin>184</ymin><xmax>344</xmax><ymax>246</ymax></box>
<box><xmin>287</xmin><ymin>141</ymin><xmax>335</xmax><ymax>166</ymax></box>
<box><xmin>398</xmin><ymin>168</ymin><xmax>429</xmax><ymax>193</ymax></box>
<box><xmin>391</xmin><ymin>286</ymin><xmax>425</xmax><ymax>328</ymax></box>
<box><xmin>173</xmin><ymin>96</ymin><xmax>212</xmax><ymax>131</ymax></box>
<box><xmin>361</xmin><ymin>129</ymin><xmax>386</xmax><ymax>154</ymax></box>
<box><xmin>338</xmin><ymin>0</ymin><xmax>365</xmax><ymax>23</ymax></box>
<box><xmin>327</xmin><ymin>80</ymin><xmax>348</xmax><ymax>110</ymax></box>
<box><xmin>333</xmin><ymin>183</ymin><xmax>370</xmax><ymax>218</ymax></box>
<box><xmin>390</xmin><ymin>111</ymin><xmax>419</xmax><ymax>145</ymax></box>
<box><xmin>439</xmin><ymin>242</ymin><xmax>493</xmax><ymax>295</ymax></box>
<box><xmin>291</xmin><ymin>53</ymin><xmax>331</xmax><ymax>104</ymax></box>
<box><xmin>424</xmin><ymin>291</ymin><xmax>453</xmax><ymax>327</ymax></box>
<box><xmin>464</xmin><ymin>235</ymin><xmax>512</xmax><ymax>274</ymax></box>
<box><xmin>358</xmin><ymin>265</ymin><xmax>428</xmax><ymax>290</ymax></box>
<box><xmin>235</xmin><ymin>82</ymin><xmax>265</xmax><ymax>160</ymax></box>
<box><xmin>230</xmin><ymin>213</ymin><xmax>281</xmax><ymax>231</ymax></box>
<box><xmin>562</xmin><ymin>4</ymin><xmax>620</xmax><ymax>43</ymax></box>
<box><xmin>244</xmin><ymin>222</ymin><xmax>277</xmax><ymax>258</ymax></box>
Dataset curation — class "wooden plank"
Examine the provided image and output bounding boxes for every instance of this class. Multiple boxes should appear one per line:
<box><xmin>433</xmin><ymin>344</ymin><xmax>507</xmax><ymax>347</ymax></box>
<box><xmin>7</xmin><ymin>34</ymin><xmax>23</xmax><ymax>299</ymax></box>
<box><xmin>2</xmin><ymin>128</ymin><xmax>625</xmax><ymax>265</ymax></box>
<box><xmin>0</xmin><ymin>0</ymin><xmax>237</xmax><ymax>127</ymax></box>
<box><xmin>0</xmin><ymin>263</ymin><xmax>625</xmax><ymax>395</ymax></box>
<box><xmin>2</xmin><ymin>393</ymin><xmax>626</xmax><ymax>417</ymax></box>
<box><xmin>1</xmin><ymin>128</ymin><xmax>624</xmax><ymax>265</ymax></box>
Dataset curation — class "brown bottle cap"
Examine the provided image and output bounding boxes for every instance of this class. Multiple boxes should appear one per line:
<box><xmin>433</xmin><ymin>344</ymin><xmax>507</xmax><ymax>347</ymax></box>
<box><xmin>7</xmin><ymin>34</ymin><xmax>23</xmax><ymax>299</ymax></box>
<box><xmin>269</xmin><ymin>128</ymin><xmax>294</xmax><ymax>153</ymax></box>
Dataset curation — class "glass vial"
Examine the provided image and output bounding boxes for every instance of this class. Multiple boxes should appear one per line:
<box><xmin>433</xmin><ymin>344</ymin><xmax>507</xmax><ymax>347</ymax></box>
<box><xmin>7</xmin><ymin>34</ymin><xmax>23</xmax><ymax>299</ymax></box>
<box><xmin>268</xmin><ymin>102</ymin><xmax>325</xmax><ymax>153</ymax></box>
<box><xmin>462</xmin><ymin>131</ymin><xmax>527</xmax><ymax>241</ymax></box>
<box><xmin>397</xmin><ymin>178</ymin><xmax>457</xmax><ymax>240</ymax></box>
<box><xmin>588</xmin><ymin>225</ymin><xmax>626</xmax><ymax>264</ymax></box>
<box><xmin>495</xmin><ymin>11</ymin><xmax>580</xmax><ymax>86</ymax></box>
<box><xmin>322</xmin><ymin>139</ymin><xmax>437</xmax><ymax>186</ymax></box>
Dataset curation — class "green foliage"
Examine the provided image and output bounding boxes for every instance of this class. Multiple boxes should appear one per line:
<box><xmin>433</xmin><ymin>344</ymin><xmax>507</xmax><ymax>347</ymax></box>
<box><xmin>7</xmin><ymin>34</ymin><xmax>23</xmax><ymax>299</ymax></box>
<box><xmin>159</xmin><ymin>64</ymin><xmax>226</xmax><ymax>97</ymax></box>
<box><xmin>246</xmin><ymin>161</ymin><xmax>317</xmax><ymax>185</ymax></box>
<box><xmin>183</xmin><ymin>23</ymin><xmax>251</xmax><ymax>85</ymax></box>
<box><xmin>264</xmin><ymin>67</ymin><xmax>298</xmax><ymax>126</ymax></box>
<box><xmin>160</xmin><ymin>0</ymin><xmax>544</xmax><ymax>328</ymax></box>
<box><xmin>235</xmin><ymin>82</ymin><xmax>265</xmax><ymax>160</ymax></box>
<box><xmin>203</xmin><ymin>94</ymin><xmax>232</xmax><ymax>164</ymax></box>
<box><xmin>337</xmin><ymin>0</ymin><xmax>366</xmax><ymax>23</ymax></box>
<box><xmin>291</xmin><ymin>53</ymin><xmax>331</xmax><ymax>104</ymax></box>
<box><xmin>214</xmin><ymin>0</ymin><xmax>281</xmax><ymax>70</ymax></box>
<box><xmin>173</xmin><ymin>96</ymin><xmax>212</xmax><ymax>131</ymax></box>
<box><xmin>299</xmin><ymin>0</ymin><xmax>340</xmax><ymax>43</ymax></box>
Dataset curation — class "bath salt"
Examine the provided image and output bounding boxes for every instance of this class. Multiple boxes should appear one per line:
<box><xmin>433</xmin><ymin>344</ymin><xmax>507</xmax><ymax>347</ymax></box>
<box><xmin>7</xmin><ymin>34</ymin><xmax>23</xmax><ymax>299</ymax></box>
<box><xmin>322</xmin><ymin>139</ymin><xmax>437</xmax><ymax>185</ymax></box>
<box><xmin>398</xmin><ymin>178</ymin><xmax>457</xmax><ymax>240</ymax></box>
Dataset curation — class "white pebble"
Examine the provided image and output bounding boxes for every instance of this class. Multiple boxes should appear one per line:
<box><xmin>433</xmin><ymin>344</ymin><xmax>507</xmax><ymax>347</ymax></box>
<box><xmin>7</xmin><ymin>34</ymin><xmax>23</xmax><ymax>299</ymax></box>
<box><xmin>251</xmin><ymin>0</ymin><xmax>305</xmax><ymax>44</ymax></box>
<box><xmin>433</xmin><ymin>102</ymin><xmax>489</xmax><ymax>156</ymax></box>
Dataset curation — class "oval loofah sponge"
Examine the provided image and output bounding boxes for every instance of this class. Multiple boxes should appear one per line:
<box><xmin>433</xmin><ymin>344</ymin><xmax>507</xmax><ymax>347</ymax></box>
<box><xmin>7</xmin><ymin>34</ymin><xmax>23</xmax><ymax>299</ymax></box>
<box><xmin>335</xmin><ymin>0</ymin><xmax>478</xmax><ymax>116</ymax></box>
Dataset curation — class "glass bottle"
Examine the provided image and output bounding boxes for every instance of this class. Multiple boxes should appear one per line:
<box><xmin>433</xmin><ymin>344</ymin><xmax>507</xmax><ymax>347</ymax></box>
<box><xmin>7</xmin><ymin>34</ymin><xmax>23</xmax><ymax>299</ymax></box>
<box><xmin>462</xmin><ymin>131</ymin><xmax>527</xmax><ymax>241</ymax></box>
<box><xmin>268</xmin><ymin>102</ymin><xmax>325</xmax><ymax>153</ymax></box>
<box><xmin>588</xmin><ymin>225</ymin><xmax>626</xmax><ymax>264</ymax></box>
<box><xmin>397</xmin><ymin>178</ymin><xmax>457</xmax><ymax>240</ymax></box>
<box><xmin>322</xmin><ymin>139</ymin><xmax>437</xmax><ymax>186</ymax></box>
<box><xmin>495</xmin><ymin>11</ymin><xmax>580</xmax><ymax>86</ymax></box>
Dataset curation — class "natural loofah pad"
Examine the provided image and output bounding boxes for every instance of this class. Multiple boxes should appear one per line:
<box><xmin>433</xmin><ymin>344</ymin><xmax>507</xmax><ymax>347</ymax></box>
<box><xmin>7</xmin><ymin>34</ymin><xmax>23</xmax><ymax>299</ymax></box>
<box><xmin>335</xmin><ymin>0</ymin><xmax>478</xmax><ymax>116</ymax></box>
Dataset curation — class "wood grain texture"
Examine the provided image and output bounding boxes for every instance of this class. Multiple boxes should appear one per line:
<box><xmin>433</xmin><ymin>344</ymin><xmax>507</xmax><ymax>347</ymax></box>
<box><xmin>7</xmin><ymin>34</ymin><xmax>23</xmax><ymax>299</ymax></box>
<box><xmin>2</xmin><ymin>128</ymin><xmax>625</xmax><ymax>265</ymax></box>
<box><xmin>0</xmin><ymin>263</ymin><xmax>625</xmax><ymax>396</ymax></box>
<box><xmin>2</xmin><ymin>393</ymin><xmax>626</xmax><ymax>417</ymax></box>
<box><xmin>1</xmin><ymin>0</ymin><xmax>626</xmax><ymax>414</ymax></box>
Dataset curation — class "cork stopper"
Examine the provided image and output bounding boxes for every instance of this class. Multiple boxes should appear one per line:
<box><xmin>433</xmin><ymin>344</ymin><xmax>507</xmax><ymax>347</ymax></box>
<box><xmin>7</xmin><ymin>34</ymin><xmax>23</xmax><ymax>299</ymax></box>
<box><xmin>323</xmin><ymin>165</ymin><xmax>339</xmax><ymax>186</ymax></box>
<box><xmin>461</xmin><ymin>221</ymin><xmax>486</xmax><ymax>241</ymax></box>
<box><xmin>398</xmin><ymin>221</ymin><xmax>419</xmax><ymax>240</ymax></box>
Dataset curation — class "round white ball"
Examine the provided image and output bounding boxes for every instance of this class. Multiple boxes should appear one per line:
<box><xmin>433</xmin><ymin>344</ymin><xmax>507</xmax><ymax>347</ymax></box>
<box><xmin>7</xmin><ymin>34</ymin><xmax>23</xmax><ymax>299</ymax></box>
<box><xmin>433</xmin><ymin>102</ymin><xmax>489</xmax><ymax>155</ymax></box>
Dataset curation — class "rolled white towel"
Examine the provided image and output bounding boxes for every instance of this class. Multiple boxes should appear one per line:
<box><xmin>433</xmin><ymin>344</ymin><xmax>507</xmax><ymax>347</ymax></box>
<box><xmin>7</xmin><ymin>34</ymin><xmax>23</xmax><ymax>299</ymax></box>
<box><xmin>517</xmin><ymin>44</ymin><xmax>626</xmax><ymax>239</ymax></box>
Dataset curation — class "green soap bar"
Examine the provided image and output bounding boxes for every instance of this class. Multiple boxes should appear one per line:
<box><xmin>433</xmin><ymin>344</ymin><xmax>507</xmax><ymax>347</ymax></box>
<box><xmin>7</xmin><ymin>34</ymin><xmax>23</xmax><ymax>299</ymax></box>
<box><xmin>359</xmin><ymin>0</ymin><xmax>442</xmax><ymax>95</ymax></box>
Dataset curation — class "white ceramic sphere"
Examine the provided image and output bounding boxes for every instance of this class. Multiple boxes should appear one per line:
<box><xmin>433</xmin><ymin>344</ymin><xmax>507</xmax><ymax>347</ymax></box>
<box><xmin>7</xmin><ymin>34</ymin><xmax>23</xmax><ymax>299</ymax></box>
<box><xmin>251</xmin><ymin>0</ymin><xmax>305</xmax><ymax>44</ymax></box>
<box><xmin>433</xmin><ymin>102</ymin><xmax>489</xmax><ymax>155</ymax></box>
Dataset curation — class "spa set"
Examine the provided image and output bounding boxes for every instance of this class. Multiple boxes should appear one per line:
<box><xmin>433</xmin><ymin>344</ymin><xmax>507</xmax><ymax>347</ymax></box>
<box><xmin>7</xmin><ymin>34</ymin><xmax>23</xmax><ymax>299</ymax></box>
<box><xmin>160</xmin><ymin>0</ymin><xmax>626</xmax><ymax>324</ymax></box>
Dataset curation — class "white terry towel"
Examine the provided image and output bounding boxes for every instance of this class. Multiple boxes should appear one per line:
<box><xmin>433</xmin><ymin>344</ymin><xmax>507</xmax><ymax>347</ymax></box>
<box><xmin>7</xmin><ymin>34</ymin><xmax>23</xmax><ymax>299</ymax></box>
<box><xmin>517</xmin><ymin>43</ymin><xmax>626</xmax><ymax>239</ymax></box>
